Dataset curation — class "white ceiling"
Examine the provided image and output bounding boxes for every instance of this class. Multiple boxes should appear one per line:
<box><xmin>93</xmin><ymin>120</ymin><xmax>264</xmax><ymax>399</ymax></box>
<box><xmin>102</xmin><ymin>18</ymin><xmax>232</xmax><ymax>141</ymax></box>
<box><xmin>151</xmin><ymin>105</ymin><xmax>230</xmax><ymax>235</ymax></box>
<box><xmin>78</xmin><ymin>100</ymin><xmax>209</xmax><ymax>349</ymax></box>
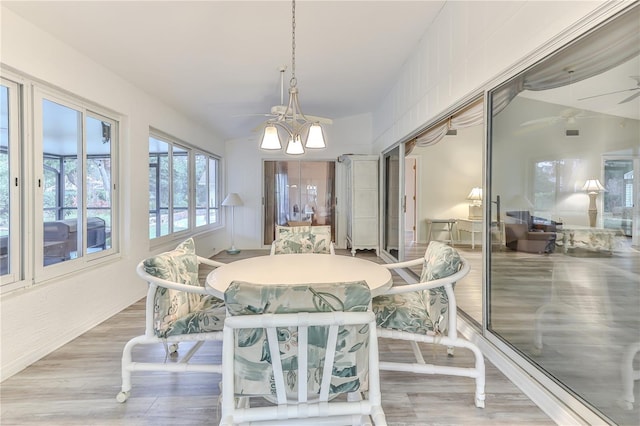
<box><xmin>4</xmin><ymin>0</ymin><xmax>446</xmax><ymax>141</ymax></box>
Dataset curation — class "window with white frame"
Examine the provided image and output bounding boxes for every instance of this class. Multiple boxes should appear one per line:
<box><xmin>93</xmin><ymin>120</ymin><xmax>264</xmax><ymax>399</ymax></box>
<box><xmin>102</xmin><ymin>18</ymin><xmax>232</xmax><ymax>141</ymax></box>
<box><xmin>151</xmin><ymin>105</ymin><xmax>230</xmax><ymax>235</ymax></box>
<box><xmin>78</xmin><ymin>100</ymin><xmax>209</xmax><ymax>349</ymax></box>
<box><xmin>1</xmin><ymin>78</ymin><xmax>20</xmax><ymax>284</ymax></box>
<box><xmin>148</xmin><ymin>132</ymin><xmax>220</xmax><ymax>240</ymax></box>
<box><xmin>1</xmin><ymin>75</ymin><xmax>120</xmax><ymax>291</ymax></box>
<box><xmin>532</xmin><ymin>158</ymin><xmax>582</xmax><ymax>217</ymax></box>
<box><xmin>195</xmin><ymin>152</ymin><xmax>220</xmax><ymax>227</ymax></box>
<box><xmin>35</xmin><ymin>89</ymin><xmax>118</xmax><ymax>275</ymax></box>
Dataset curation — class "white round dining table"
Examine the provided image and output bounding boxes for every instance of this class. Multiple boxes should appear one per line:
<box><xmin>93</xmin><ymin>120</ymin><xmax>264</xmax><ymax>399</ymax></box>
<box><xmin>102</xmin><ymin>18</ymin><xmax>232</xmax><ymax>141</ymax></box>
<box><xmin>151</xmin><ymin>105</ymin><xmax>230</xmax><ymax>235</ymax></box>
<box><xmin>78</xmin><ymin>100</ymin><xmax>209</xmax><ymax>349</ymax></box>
<box><xmin>205</xmin><ymin>253</ymin><xmax>392</xmax><ymax>299</ymax></box>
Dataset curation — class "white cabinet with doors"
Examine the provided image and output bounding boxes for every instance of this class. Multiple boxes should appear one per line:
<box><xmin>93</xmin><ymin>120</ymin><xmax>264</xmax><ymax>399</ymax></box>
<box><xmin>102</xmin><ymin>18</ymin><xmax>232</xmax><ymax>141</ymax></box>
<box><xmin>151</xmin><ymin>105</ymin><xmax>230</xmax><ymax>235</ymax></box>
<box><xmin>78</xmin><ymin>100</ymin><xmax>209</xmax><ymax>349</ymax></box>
<box><xmin>343</xmin><ymin>155</ymin><xmax>379</xmax><ymax>256</ymax></box>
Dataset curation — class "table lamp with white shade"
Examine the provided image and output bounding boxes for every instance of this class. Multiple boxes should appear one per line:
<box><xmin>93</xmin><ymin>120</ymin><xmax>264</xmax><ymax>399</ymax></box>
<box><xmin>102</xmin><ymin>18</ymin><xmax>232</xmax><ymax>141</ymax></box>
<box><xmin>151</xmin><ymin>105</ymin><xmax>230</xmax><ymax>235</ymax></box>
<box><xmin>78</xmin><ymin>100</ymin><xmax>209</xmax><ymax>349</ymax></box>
<box><xmin>582</xmin><ymin>179</ymin><xmax>606</xmax><ymax>227</ymax></box>
<box><xmin>467</xmin><ymin>187</ymin><xmax>483</xmax><ymax>220</ymax></box>
<box><xmin>222</xmin><ymin>193</ymin><xmax>243</xmax><ymax>254</ymax></box>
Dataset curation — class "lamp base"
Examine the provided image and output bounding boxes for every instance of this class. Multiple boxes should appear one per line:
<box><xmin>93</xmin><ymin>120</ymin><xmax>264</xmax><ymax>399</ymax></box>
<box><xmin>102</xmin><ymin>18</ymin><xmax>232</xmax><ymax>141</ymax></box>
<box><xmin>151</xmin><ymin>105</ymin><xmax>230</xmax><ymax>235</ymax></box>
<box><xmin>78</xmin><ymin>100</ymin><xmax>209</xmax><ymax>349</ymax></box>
<box><xmin>588</xmin><ymin>209</ymin><xmax>597</xmax><ymax>228</ymax></box>
<box><xmin>468</xmin><ymin>204</ymin><xmax>482</xmax><ymax>220</ymax></box>
<box><xmin>226</xmin><ymin>246</ymin><xmax>241</xmax><ymax>255</ymax></box>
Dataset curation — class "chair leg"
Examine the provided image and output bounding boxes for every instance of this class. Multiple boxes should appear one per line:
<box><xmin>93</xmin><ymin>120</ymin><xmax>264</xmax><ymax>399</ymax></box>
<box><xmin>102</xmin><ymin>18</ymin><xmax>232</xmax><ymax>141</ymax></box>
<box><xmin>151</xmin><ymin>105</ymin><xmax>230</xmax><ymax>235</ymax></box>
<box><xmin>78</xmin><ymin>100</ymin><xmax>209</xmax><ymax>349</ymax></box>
<box><xmin>116</xmin><ymin>335</ymin><xmax>222</xmax><ymax>403</ymax></box>
<box><xmin>410</xmin><ymin>341</ymin><xmax>425</xmax><ymax>364</ymax></box>
<box><xmin>380</xmin><ymin>335</ymin><xmax>486</xmax><ymax>408</ymax></box>
<box><xmin>117</xmin><ymin>335</ymin><xmax>148</xmax><ymax>402</ymax></box>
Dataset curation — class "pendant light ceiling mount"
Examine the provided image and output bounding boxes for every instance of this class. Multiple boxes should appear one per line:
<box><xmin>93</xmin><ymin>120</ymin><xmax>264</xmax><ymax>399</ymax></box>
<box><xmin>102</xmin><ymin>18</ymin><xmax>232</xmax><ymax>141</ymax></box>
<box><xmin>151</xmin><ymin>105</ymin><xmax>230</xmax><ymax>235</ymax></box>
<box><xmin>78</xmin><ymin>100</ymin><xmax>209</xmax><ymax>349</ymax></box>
<box><xmin>259</xmin><ymin>0</ymin><xmax>330</xmax><ymax>155</ymax></box>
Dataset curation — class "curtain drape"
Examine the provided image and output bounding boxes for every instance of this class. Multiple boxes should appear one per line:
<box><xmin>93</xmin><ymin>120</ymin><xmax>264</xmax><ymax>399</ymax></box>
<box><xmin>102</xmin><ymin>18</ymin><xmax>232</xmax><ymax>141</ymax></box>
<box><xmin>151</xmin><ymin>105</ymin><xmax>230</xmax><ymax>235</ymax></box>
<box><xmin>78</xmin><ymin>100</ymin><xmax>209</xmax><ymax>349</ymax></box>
<box><xmin>414</xmin><ymin>98</ymin><xmax>484</xmax><ymax>148</ymax></box>
<box><xmin>492</xmin><ymin>5</ymin><xmax>639</xmax><ymax>117</ymax></box>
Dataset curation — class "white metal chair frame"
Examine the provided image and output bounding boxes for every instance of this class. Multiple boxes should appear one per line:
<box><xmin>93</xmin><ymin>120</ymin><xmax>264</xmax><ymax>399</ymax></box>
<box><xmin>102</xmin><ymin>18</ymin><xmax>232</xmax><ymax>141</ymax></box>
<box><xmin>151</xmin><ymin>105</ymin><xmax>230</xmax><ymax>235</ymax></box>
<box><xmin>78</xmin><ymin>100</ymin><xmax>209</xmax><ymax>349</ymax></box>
<box><xmin>379</xmin><ymin>256</ymin><xmax>486</xmax><ymax>408</ymax></box>
<box><xmin>220</xmin><ymin>311</ymin><xmax>387</xmax><ymax>425</ymax></box>
<box><xmin>269</xmin><ymin>240</ymin><xmax>336</xmax><ymax>255</ymax></box>
<box><xmin>116</xmin><ymin>256</ymin><xmax>226</xmax><ymax>403</ymax></box>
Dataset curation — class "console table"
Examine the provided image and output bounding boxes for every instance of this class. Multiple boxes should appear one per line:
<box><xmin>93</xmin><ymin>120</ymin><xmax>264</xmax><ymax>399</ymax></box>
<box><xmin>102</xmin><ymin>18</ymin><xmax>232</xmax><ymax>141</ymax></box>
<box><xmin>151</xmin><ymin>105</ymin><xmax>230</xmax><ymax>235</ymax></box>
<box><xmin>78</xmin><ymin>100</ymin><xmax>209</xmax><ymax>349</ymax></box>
<box><xmin>559</xmin><ymin>226</ymin><xmax>617</xmax><ymax>254</ymax></box>
<box><xmin>426</xmin><ymin>219</ymin><xmax>456</xmax><ymax>246</ymax></box>
<box><xmin>456</xmin><ymin>219</ymin><xmax>483</xmax><ymax>249</ymax></box>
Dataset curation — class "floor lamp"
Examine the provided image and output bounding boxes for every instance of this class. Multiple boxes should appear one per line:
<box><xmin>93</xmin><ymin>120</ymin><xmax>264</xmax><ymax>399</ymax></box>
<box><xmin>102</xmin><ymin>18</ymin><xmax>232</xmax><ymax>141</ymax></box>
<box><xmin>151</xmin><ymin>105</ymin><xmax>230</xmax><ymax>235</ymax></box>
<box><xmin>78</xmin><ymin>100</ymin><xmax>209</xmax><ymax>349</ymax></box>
<box><xmin>222</xmin><ymin>193</ymin><xmax>243</xmax><ymax>254</ymax></box>
<box><xmin>582</xmin><ymin>179</ymin><xmax>605</xmax><ymax>228</ymax></box>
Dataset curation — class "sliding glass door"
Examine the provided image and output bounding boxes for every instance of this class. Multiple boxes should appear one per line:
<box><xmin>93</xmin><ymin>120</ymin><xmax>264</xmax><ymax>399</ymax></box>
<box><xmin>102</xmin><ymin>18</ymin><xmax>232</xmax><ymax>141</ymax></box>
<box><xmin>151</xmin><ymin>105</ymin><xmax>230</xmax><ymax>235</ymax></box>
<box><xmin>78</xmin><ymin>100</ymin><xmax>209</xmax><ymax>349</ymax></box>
<box><xmin>488</xmin><ymin>5</ymin><xmax>639</xmax><ymax>423</ymax></box>
<box><xmin>382</xmin><ymin>146</ymin><xmax>401</xmax><ymax>260</ymax></box>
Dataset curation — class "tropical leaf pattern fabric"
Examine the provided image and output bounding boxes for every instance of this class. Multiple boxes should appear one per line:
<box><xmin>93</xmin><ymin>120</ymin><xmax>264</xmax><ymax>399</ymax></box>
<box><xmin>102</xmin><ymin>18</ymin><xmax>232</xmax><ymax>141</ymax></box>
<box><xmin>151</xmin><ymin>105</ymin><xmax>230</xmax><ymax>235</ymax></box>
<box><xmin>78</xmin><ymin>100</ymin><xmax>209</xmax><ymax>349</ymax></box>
<box><xmin>273</xmin><ymin>225</ymin><xmax>332</xmax><ymax>254</ymax></box>
<box><xmin>224</xmin><ymin>280</ymin><xmax>371</xmax><ymax>400</ymax></box>
<box><xmin>143</xmin><ymin>238</ymin><xmax>225</xmax><ymax>338</ymax></box>
<box><xmin>372</xmin><ymin>241</ymin><xmax>462</xmax><ymax>335</ymax></box>
<box><xmin>275</xmin><ymin>224</ymin><xmax>311</xmax><ymax>239</ymax></box>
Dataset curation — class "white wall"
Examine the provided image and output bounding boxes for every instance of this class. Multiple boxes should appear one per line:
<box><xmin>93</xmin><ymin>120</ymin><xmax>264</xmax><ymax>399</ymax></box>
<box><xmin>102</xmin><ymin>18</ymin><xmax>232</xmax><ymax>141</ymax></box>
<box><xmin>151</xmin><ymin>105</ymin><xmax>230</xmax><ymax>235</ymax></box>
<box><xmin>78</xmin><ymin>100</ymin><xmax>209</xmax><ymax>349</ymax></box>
<box><xmin>225</xmin><ymin>113</ymin><xmax>375</xmax><ymax>249</ymax></box>
<box><xmin>412</xmin><ymin>125</ymin><xmax>483</xmax><ymax>243</ymax></box>
<box><xmin>0</xmin><ymin>7</ymin><xmax>227</xmax><ymax>380</ymax></box>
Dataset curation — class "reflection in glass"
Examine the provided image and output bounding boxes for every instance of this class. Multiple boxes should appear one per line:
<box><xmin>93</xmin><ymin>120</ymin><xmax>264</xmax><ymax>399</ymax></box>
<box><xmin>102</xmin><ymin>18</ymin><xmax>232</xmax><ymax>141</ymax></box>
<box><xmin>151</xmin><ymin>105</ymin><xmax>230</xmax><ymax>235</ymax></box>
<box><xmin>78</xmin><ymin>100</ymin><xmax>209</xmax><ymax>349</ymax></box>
<box><xmin>383</xmin><ymin>147</ymin><xmax>400</xmax><ymax>260</ymax></box>
<box><xmin>489</xmin><ymin>6</ymin><xmax>639</xmax><ymax>423</ymax></box>
<box><xmin>399</xmin><ymin>101</ymin><xmax>484</xmax><ymax>327</ymax></box>
<box><xmin>209</xmin><ymin>157</ymin><xmax>218</xmax><ymax>224</ymax></box>
<box><xmin>263</xmin><ymin>161</ymin><xmax>335</xmax><ymax>245</ymax></box>
<box><xmin>195</xmin><ymin>154</ymin><xmax>207</xmax><ymax>227</ymax></box>
<box><xmin>194</xmin><ymin>153</ymin><xmax>220</xmax><ymax>228</ymax></box>
<box><xmin>603</xmin><ymin>159</ymin><xmax>634</xmax><ymax>236</ymax></box>
<box><xmin>172</xmin><ymin>146</ymin><xmax>189</xmax><ymax>232</ymax></box>
<box><xmin>0</xmin><ymin>85</ymin><xmax>10</xmax><ymax>276</ymax></box>
<box><xmin>148</xmin><ymin>137</ymin><xmax>170</xmax><ymax>238</ymax></box>
<box><xmin>86</xmin><ymin>116</ymin><xmax>112</xmax><ymax>253</ymax></box>
<box><xmin>42</xmin><ymin>99</ymin><xmax>81</xmax><ymax>266</ymax></box>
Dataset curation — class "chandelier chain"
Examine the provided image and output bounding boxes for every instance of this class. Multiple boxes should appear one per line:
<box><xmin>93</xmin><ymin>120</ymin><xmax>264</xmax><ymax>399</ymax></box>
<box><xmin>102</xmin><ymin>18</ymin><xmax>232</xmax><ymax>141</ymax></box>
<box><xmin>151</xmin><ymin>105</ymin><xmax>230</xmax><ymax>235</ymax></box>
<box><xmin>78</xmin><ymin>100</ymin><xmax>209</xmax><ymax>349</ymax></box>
<box><xmin>290</xmin><ymin>0</ymin><xmax>297</xmax><ymax>88</ymax></box>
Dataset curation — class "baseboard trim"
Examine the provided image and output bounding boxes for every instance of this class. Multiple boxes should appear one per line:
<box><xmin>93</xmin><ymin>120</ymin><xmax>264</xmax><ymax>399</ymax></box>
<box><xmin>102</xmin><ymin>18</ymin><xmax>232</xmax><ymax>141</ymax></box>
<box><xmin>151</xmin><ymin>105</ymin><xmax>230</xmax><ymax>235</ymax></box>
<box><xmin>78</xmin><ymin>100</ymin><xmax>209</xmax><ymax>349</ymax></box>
<box><xmin>1</xmin><ymin>297</ymin><xmax>143</xmax><ymax>382</ymax></box>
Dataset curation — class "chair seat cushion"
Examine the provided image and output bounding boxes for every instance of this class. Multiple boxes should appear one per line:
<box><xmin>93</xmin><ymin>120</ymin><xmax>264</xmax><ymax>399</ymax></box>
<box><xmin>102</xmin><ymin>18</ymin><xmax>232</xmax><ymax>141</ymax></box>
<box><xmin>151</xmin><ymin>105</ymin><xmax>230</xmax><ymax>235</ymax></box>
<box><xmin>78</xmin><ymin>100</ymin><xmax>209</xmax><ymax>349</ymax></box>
<box><xmin>160</xmin><ymin>295</ymin><xmax>226</xmax><ymax>338</ymax></box>
<box><xmin>372</xmin><ymin>291</ymin><xmax>437</xmax><ymax>335</ymax></box>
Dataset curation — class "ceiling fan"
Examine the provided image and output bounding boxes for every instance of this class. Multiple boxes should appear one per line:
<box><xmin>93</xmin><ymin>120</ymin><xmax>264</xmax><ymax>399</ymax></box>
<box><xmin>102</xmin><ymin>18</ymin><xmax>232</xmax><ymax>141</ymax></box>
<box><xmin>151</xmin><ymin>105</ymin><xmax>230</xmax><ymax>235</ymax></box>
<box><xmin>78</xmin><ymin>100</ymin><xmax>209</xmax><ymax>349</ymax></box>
<box><xmin>519</xmin><ymin>108</ymin><xmax>590</xmax><ymax>128</ymax></box>
<box><xmin>578</xmin><ymin>75</ymin><xmax>640</xmax><ymax>104</ymax></box>
<box><xmin>250</xmin><ymin>67</ymin><xmax>332</xmax><ymax>133</ymax></box>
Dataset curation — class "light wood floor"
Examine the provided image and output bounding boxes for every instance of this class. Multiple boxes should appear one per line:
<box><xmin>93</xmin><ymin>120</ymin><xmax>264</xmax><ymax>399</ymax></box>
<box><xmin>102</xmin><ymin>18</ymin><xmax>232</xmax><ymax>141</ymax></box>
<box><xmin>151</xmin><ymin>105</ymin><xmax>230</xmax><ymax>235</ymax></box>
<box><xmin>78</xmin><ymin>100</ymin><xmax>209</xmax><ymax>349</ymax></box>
<box><xmin>0</xmin><ymin>249</ymin><xmax>555</xmax><ymax>425</ymax></box>
<box><xmin>404</xmin><ymin>235</ymin><xmax>640</xmax><ymax>426</ymax></box>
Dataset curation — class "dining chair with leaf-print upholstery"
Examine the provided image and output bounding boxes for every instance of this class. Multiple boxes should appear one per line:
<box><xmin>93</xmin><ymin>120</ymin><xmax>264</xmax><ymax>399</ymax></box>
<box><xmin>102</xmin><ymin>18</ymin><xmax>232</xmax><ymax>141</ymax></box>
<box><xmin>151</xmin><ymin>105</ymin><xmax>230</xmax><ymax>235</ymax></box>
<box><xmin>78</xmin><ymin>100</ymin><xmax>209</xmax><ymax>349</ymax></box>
<box><xmin>116</xmin><ymin>238</ymin><xmax>226</xmax><ymax>403</ymax></box>
<box><xmin>270</xmin><ymin>225</ymin><xmax>335</xmax><ymax>255</ymax></box>
<box><xmin>219</xmin><ymin>280</ymin><xmax>387</xmax><ymax>425</ymax></box>
<box><xmin>372</xmin><ymin>241</ymin><xmax>486</xmax><ymax>408</ymax></box>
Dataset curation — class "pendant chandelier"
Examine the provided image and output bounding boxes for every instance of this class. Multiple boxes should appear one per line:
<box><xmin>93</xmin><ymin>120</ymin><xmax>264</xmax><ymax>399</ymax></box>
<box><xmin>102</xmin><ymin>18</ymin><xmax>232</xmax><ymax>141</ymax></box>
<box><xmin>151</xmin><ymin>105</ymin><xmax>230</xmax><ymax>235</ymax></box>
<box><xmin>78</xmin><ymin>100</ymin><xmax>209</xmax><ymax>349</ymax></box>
<box><xmin>260</xmin><ymin>0</ymin><xmax>327</xmax><ymax>155</ymax></box>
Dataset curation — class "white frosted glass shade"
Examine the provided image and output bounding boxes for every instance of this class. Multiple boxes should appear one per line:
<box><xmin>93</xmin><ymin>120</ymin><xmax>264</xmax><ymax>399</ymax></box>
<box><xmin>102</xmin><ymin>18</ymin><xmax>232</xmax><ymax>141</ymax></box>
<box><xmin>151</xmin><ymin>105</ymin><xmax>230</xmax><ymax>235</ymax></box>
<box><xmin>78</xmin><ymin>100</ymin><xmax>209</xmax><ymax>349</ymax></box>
<box><xmin>305</xmin><ymin>123</ymin><xmax>326</xmax><ymax>149</ymax></box>
<box><xmin>285</xmin><ymin>135</ymin><xmax>305</xmax><ymax>155</ymax></box>
<box><xmin>260</xmin><ymin>125</ymin><xmax>282</xmax><ymax>150</ymax></box>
